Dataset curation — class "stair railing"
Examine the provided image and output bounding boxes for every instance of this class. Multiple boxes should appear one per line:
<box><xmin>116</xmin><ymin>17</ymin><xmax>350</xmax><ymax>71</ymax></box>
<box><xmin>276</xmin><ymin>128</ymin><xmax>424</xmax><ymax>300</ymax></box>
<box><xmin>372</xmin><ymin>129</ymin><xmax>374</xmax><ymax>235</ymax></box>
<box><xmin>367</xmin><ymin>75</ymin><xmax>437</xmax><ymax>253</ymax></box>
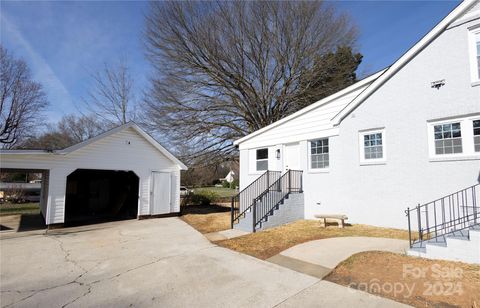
<box><xmin>231</xmin><ymin>170</ymin><xmax>281</xmax><ymax>227</ymax></box>
<box><xmin>405</xmin><ymin>183</ymin><xmax>479</xmax><ymax>248</ymax></box>
<box><xmin>252</xmin><ymin>169</ymin><xmax>303</xmax><ymax>232</ymax></box>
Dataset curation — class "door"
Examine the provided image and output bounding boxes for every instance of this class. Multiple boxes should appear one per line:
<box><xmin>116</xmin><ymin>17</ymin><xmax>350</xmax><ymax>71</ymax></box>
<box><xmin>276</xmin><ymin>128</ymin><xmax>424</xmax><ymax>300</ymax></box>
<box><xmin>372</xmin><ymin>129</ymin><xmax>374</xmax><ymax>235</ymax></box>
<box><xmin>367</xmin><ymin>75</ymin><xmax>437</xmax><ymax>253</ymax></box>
<box><xmin>151</xmin><ymin>172</ymin><xmax>171</xmax><ymax>215</ymax></box>
<box><xmin>284</xmin><ymin>142</ymin><xmax>300</xmax><ymax>171</ymax></box>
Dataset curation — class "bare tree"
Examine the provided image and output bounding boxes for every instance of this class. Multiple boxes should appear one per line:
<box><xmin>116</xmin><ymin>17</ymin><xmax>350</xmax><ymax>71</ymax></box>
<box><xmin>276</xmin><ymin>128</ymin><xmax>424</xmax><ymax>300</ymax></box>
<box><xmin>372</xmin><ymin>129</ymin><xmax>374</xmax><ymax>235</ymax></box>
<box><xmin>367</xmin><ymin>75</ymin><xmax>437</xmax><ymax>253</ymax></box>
<box><xmin>143</xmin><ymin>1</ymin><xmax>358</xmax><ymax>164</ymax></box>
<box><xmin>83</xmin><ymin>62</ymin><xmax>136</xmax><ymax>125</ymax></box>
<box><xmin>0</xmin><ymin>46</ymin><xmax>48</xmax><ymax>147</ymax></box>
<box><xmin>57</xmin><ymin>114</ymin><xmax>110</xmax><ymax>144</ymax></box>
<box><xmin>17</xmin><ymin>114</ymin><xmax>109</xmax><ymax>150</ymax></box>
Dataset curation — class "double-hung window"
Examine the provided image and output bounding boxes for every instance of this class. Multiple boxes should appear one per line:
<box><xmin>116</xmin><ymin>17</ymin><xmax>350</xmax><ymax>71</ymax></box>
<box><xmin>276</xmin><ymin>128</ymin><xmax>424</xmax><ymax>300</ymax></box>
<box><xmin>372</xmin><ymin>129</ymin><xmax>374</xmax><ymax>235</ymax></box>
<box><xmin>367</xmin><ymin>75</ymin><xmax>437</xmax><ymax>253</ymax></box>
<box><xmin>310</xmin><ymin>139</ymin><xmax>329</xmax><ymax>169</ymax></box>
<box><xmin>434</xmin><ymin>122</ymin><xmax>462</xmax><ymax>154</ymax></box>
<box><xmin>469</xmin><ymin>27</ymin><xmax>480</xmax><ymax>83</ymax></box>
<box><xmin>364</xmin><ymin>133</ymin><xmax>383</xmax><ymax>159</ymax></box>
<box><xmin>359</xmin><ymin>129</ymin><xmax>386</xmax><ymax>163</ymax></box>
<box><xmin>256</xmin><ymin>148</ymin><xmax>268</xmax><ymax>171</ymax></box>
<box><xmin>474</xmin><ymin>120</ymin><xmax>480</xmax><ymax>152</ymax></box>
<box><xmin>428</xmin><ymin>115</ymin><xmax>480</xmax><ymax>159</ymax></box>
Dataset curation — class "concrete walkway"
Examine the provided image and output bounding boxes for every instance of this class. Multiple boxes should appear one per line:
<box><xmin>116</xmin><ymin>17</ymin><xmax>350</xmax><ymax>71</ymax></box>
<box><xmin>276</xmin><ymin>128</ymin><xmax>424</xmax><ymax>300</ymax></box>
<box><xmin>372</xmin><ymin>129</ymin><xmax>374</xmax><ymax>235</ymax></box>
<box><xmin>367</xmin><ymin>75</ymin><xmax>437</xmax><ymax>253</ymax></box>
<box><xmin>204</xmin><ymin>228</ymin><xmax>249</xmax><ymax>241</ymax></box>
<box><xmin>268</xmin><ymin>237</ymin><xmax>409</xmax><ymax>279</ymax></box>
<box><xmin>1</xmin><ymin>219</ymin><xmax>409</xmax><ymax>307</ymax></box>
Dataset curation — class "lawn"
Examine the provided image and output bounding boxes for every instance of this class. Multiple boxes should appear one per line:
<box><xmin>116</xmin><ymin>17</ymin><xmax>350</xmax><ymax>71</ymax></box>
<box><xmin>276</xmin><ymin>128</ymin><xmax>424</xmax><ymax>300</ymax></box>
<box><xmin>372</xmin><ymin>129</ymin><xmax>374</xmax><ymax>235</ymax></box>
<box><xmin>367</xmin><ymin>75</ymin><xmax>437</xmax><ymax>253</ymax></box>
<box><xmin>326</xmin><ymin>251</ymin><xmax>480</xmax><ymax>308</ymax></box>
<box><xmin>216</xmin><ymin>220</ymin><xmax>411</xmax><ymax>260</ymax></box>
<box><xmin>180</xmin><ymin>204</ymin><xmax>231</xmax><ymax>234</ymax></box>
<box><xmin>193</xmin><ymin>187</ymin><xmax>238</xmax><ymax>199</ymax></box>
<box><xmin>0</xmin><ymin>202</ymin><xmax>40</xmax><ymax>216</ymax></box>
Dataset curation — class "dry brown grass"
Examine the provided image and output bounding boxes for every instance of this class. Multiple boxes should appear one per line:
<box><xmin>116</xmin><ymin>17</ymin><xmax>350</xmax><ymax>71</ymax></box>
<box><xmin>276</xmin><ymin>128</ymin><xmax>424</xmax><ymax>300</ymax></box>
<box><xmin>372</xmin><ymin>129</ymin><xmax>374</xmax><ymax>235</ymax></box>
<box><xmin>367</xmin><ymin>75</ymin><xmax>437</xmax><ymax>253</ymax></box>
<box><xmin>326</xmin><ymin>251</ymin><xmax>480</xmax><ymax>308</ymax></box>
<box><xmin>216</xmin><ymin>220</ymin><xmax>411</xmax><ymax>260</ymax></box>
<box><xmin>180</xmin><ymin>204</ymin><xmax>231</xmax><ymax>234</ymax></box>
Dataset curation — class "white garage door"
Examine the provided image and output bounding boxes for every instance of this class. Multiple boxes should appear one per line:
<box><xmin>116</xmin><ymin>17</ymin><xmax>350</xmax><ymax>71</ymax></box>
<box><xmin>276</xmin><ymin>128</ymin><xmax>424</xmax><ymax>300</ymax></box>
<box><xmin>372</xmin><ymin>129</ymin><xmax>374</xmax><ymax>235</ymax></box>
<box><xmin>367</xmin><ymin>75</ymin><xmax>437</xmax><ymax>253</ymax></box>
<box><xmin>151</xmin><ymin>171</ymin><xmax>171</xmax><ymax>214</ymax></box>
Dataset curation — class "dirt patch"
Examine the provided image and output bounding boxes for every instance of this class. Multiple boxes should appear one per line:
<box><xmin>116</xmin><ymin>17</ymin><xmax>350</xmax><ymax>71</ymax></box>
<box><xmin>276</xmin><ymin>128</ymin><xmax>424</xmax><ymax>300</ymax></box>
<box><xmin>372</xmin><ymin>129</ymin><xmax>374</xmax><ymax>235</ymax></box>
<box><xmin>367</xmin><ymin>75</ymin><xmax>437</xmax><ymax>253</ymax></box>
<box><xmin>325</xmin><ymin>251</ymin><xmax>480</xmax><ymax>308</ymax></box>
<box><xmin>180</xmin><ymin>204</ymin><xmax>231</xmax><ymax>234</ymax></box>
<box><xmin>216</xmin><ymin>220</ymin><xmax>411</xmax><ymax>260</ymax></box>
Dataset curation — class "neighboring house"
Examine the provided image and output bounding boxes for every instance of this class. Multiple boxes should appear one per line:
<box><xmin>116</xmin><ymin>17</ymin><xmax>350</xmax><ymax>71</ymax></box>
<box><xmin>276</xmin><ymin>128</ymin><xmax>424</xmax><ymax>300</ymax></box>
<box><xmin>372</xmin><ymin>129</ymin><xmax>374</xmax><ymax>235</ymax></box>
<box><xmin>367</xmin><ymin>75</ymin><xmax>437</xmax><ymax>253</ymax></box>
<box><xmin>0</xmin><ymin>122</ymin><xmax>187</xmax><ymax>227</ymax></box>
<box><xmin>232</xmin><ymin>0</ymin><xmax>480</xmax><ymax>263</ymax></box>
<box><xmin>220</xmin><ymin>170</ymin><xmax>236</xmax><ymax>184</ymax></box>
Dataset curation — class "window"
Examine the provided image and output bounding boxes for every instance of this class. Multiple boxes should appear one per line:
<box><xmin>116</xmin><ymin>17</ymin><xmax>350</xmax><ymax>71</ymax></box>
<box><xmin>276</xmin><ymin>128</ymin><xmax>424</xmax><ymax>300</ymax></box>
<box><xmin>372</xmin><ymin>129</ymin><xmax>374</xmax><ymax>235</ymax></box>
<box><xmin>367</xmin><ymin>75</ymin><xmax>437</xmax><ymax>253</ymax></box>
<box><xmin>363</xmin><ymin>133</ymin><xmax>383</xmax><ymax>159</ymax></box>
<box><xmin>359</xmin><ymin>129</ymin><xmax>386</xmax><ymax>163</ymax></box>
<box><xmin>434</xmin><ymin>122</ymin><xmax>462</xmax><ymax>154</ymax></box>
<box><xmin>469</xmin><ymin>28</ymin><xmax>480</xmax><ymax>82</ymax></box>
<box><xmin>476</xmin><ymin>32</ymin><xmax>480</xmax><ymax>81</ymax></box>
<box><xmin>477</xmin><ymin>34</ymin><xmax>480</xmax><ymax>80</ymax></box>
<box><xmin>427</xmin><ymin>115</ymin><xmax>480</xmax><ymax>159</ymax></box>
<box><xmin>474</xmin><ymin>120</ymin><xmax>480</xmax><ymax>152</ymax></box>
<box><xmin>256</xmin><ymin>148</ymin><xmax>268</xmax><ymax>171</ymax></box>
<box><xmin>310</xmin><ymin>139</ymin><xmax>329</xmax><ymax>169</ymax></box>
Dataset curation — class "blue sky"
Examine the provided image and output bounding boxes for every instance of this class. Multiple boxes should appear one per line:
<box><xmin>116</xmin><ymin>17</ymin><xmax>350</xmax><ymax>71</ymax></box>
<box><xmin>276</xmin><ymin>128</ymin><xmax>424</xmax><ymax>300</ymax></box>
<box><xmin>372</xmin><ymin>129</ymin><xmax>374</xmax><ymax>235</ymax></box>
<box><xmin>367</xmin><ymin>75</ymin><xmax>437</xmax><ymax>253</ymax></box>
<box><xmin>1</xmin><ymin>0</ymin><xmax>460</xmax><ymax>123</ymax></box>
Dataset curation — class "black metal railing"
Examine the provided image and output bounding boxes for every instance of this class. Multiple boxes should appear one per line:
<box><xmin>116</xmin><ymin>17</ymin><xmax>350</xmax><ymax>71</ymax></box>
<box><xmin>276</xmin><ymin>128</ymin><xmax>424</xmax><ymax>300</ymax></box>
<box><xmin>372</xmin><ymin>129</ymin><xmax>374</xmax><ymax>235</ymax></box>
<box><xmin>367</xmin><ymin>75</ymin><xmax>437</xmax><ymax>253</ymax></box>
<box><xmin>231</xmin><ymin>170</ymin><xmax>281</xmax><ymax>227</ymax></box>
<box><xmin>252</xmin><ymin>169</ymin><xmax>303</xmax><ymax>232</ymax></box>
<box><xmin>406</xmin><ymin>184</ymin><xmax>479</xmax><ymax>248</ymax></box>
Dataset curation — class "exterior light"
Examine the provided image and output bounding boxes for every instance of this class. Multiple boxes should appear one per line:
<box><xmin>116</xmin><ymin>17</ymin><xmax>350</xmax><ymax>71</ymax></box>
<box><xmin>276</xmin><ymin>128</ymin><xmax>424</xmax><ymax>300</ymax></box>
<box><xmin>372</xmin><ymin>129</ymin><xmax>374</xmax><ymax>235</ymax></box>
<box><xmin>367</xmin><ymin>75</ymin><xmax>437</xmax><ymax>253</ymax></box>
<box><xmin>276</xmin><ymin>149</ymin><xmax>281</xmax><ymax>159</ymax></box>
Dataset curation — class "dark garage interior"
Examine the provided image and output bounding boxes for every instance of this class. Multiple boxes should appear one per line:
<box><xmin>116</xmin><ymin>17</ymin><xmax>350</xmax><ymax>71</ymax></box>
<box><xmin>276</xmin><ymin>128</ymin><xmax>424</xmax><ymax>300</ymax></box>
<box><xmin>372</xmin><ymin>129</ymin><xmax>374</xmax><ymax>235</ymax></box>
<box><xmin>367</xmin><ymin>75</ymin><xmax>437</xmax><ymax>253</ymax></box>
<box><xmin>65</xmin><ymin>169</ymin><xmax>139</xmax><ymax>225</ymax></box>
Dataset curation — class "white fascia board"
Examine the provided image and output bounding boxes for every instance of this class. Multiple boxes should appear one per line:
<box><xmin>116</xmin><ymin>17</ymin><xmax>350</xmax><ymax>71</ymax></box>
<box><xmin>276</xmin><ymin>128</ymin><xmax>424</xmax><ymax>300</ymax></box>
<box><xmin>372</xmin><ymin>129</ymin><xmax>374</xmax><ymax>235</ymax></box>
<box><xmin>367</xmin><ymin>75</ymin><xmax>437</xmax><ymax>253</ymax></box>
<box><xmin>332</xmin><ymin>0</ymin><xmax>477</xmax><ymax>126</ymax></box>
<box><xmin>233</xmin><ymin>69</ymin><xmax>385</xmax><ymax>146</ymax></box>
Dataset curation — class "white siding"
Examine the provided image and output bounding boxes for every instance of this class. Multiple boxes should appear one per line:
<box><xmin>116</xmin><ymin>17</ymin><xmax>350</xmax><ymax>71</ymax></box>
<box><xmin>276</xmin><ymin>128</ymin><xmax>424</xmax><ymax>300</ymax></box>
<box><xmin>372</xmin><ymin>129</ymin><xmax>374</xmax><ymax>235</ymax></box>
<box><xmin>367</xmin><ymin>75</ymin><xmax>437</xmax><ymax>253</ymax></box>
<box><xmin>238</xmin><ymin>85</ymin><xmax>367</xmax><ymax>190</ymax></box>
<box><xmin>0</xmin><ymin>127</ymin><xmax>182</xmax><ymax>224</ymax></box>
<box><xmin>239</xmin><ymin>87</ymin><xmax>366</xmax><ymax>149</ymax></box>
<box><xmin>39</xmin><ymin>170</ymin><xmax>49</xmax><ymax>219</ymax></box>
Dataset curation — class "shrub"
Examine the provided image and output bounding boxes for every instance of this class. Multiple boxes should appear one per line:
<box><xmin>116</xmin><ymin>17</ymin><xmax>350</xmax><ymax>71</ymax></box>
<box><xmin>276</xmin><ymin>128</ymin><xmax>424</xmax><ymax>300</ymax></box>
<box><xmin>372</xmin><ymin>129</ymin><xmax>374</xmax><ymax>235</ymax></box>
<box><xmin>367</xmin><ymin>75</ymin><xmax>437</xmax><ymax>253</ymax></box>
<box><xmin>184</xmin><ymin>190</ymin><xmax>219</xmax><ymax>206</ymax></box>
<box><xmin>230</xmin><ymin>179</ymin><xmax>239</xmax><ymax>189</ymax></box>
<box><xmin>221</xmin><ymin>181</ymin><xmax>230</xmax><ymax>188</ymax></box>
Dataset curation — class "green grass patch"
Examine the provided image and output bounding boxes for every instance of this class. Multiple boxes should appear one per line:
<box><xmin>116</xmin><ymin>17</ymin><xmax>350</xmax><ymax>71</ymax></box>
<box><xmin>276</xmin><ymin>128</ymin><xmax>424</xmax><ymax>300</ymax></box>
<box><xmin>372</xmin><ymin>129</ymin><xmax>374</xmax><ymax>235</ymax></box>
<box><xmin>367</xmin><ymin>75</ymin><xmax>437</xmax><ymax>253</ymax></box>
<box><xmin>194</xmin><ymin>187</ymin><xmax>238</xmax><ymax>199</ymax></box>
<box><xmin>0</xmin><ymin>203</ymin><xmax>40</xmax><ymax>216</ymax></box>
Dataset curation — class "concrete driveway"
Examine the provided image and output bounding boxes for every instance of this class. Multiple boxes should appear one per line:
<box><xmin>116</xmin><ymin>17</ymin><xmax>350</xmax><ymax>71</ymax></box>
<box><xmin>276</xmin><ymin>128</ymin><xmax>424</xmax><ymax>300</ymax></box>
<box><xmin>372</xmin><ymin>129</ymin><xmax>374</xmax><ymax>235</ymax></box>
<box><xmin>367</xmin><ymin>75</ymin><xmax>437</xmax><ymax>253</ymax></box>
<box><xmin>1</xmin><ymin>218</ymin><xmax>409</xmax><ymax>307</ymax></box>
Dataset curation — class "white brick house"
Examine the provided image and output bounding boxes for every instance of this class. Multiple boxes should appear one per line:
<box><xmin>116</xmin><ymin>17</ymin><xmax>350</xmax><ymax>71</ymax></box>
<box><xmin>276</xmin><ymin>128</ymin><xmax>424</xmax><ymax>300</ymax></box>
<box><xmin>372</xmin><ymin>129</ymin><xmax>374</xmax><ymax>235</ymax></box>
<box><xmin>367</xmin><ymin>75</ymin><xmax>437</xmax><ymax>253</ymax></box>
<box><xmin>233</xmin><ymin>0</ymin><xmax>480</xmax><ymax>251</ymax></box>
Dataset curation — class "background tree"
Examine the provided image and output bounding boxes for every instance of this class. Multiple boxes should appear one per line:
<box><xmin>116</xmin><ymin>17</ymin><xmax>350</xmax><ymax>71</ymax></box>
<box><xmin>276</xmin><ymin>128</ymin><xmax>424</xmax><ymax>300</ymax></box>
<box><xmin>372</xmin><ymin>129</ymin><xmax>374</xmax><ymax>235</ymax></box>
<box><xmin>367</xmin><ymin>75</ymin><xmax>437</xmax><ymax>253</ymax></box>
<box><xmin>18</xmin><ymin>114</ymin><xmax>108</xmax><ymax>150</ymax></box>
<box><xmin>0</xmin><ymin>46</ymin><xmax>48</xmax><ymax>147</ymax></box>
<box><xmin>83</xmin><ymin>61</ymin><xmax>137</xmax><ymax>125</ymax></box>
<box><xmin>295</xmin><ymin>46</ymin><xmax>363</xmax><ymax>109</ymax></box>
<box><xmin>143</xmin><ymin>1</ymin><xmax>359</xmax><ymax>164</ymax></box>
<box><xmin>181</xmin><ymin>160</ymin><xmax>238</xmax><ymax>187</ymax></box>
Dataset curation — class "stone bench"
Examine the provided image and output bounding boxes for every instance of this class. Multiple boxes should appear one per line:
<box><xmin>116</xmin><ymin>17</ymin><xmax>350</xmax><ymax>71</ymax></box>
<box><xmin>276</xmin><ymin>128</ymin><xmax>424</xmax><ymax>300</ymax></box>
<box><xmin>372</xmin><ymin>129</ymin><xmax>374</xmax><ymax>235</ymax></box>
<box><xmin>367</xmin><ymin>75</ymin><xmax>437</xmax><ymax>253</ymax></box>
<box><xmin>314</xmin><ymin>214</ymin><xmax>348</xmax><ymax>228</ymax></box>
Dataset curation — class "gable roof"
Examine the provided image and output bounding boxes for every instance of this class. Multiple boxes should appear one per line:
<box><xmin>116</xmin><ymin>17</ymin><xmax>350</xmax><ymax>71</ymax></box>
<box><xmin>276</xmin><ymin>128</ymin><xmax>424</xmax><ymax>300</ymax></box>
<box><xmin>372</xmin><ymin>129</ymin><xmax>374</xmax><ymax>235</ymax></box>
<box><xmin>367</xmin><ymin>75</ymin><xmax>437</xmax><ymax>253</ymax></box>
<box><xmin>0</xmin><ymin>122</ymin><xmax>188</xmax><ymax>170</ymax></box>
<box><xmin>233</xmin><ymin>69</ymin><xmax>386</xmax><ymax>146</ymax></box>
<box><xmin>332</xmin><ymin>0</ymin><xmax>478</xmax><ymax>125</ymax></box>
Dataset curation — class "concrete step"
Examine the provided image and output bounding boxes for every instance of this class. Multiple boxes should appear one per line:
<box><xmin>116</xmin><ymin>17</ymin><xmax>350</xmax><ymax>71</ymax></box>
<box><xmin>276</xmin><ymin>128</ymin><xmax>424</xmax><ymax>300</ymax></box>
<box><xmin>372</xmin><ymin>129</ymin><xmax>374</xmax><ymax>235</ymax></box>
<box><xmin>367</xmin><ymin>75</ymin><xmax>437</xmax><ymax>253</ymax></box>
<box><xmin>408</xmin><ymin>224</ymin><xmax>480</xmax><ymax>264</ymax></box>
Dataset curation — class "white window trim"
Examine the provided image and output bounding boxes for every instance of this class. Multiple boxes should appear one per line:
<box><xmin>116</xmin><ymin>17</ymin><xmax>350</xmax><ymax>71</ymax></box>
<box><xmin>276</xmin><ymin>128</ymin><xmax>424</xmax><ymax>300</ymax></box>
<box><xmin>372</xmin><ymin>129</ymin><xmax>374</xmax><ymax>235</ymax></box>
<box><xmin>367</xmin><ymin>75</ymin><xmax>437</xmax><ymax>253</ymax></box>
<box><xmin>468</xmin><ymin>26</ymin><xmax>480</xmax><ymax>85</ymax></box>
<box><xmin>427</xmin><ymin>115</ymin><xmax>480</xmax><ymax>161</ymax></box>
<box><xmin>307</xmin><ymin>138</ymin><xmax>330</xmax><ymax>173</ymax></box>
<box><xmin>358</xmin><ymin>128</ymin><xmax>387</xmax><ymax>165</ymax></box>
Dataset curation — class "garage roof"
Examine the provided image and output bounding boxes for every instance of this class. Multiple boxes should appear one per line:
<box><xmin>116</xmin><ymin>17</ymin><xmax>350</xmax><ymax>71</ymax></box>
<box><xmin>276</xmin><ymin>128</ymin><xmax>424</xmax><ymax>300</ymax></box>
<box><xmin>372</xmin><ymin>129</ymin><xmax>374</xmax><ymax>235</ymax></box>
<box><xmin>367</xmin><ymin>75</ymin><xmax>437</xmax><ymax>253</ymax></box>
<box><xmin>0</xmin><ymin>122</ymin><xmax>188</xmax><ymax>170</ymax></box>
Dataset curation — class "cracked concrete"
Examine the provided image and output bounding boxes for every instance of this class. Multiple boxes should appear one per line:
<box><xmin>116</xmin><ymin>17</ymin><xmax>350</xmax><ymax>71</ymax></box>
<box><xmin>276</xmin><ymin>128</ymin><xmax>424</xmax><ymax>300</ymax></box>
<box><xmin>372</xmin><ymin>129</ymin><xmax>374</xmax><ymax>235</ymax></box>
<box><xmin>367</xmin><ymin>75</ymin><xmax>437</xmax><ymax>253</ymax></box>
<box><xmin>1</xmin><ymin>218</ymin><xmax>410</xmax><ymax>307</ymax></box>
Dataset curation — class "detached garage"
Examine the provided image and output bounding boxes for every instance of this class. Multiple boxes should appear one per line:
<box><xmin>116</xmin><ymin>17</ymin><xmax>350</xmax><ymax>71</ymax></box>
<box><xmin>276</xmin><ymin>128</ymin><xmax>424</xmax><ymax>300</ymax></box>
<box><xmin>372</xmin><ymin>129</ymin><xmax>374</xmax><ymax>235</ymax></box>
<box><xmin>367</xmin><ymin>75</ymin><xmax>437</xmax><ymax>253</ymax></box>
<box><xmin>0</xmin><ymin>122</ymin><xmax>187</xmax><ymax>227</ymax></box>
